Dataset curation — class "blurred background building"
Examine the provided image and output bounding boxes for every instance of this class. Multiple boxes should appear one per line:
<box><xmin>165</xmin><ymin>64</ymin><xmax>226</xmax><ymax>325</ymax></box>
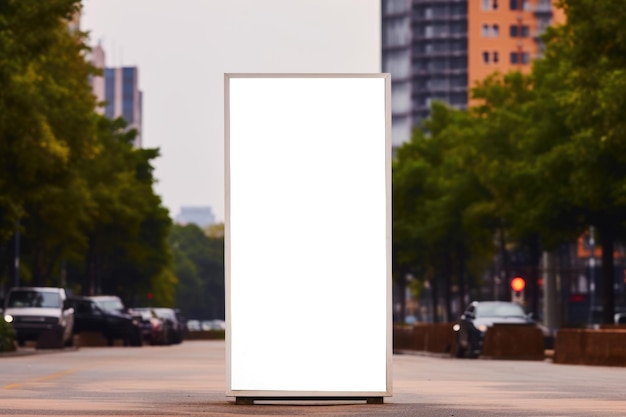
<box><xmin>382</xmin><ymin>0</ymin><xmax>564</xmax><ymax>146</ymax></box>
<box><xmin>175</xmin><ymin>206</ymin><xmax>216</xmax><ymax>229</ymax></box>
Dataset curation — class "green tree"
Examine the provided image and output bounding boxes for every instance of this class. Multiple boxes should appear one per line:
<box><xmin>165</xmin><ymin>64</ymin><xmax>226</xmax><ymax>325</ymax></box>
<box><xmin>77</xmin><ymin>116</ymin><xmax>174</xmax><ymax>305</ymax></box>
<box><xmin>393</xmin><ymin>103</ymin><xmax>494</xmax><ymax>321</ymax></box>
<box><xmin>0</xmin><ymin>0</ymin><xmax>99</xmax><ymax>286</ymax></box>
<box><xmin>532</xmin><ymin>0</ymin><xmax>626</xmax><ymax>322</ymax></box>
<box><xmin>170</xmin><ymin>224</ymin><xmax>224</xmax><ymax>319</ymax></box>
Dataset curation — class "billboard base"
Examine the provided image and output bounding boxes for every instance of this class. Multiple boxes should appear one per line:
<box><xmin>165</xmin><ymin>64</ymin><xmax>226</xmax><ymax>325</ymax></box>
<box><xmin>234</xmin><ymin>396</ymin><xmax>384</xmax><ymax>405</ymax></box>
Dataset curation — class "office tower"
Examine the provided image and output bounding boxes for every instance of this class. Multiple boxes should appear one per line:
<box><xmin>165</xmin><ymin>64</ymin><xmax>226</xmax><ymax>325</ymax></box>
<box><xmin>88</xmin><ymin>44</ymin><xmax>143</xmax><ymax>148</ymax></box>
<box><xmin>104</xmin><ymin>67</ymin><xmax>143</xmax><ymax>148</ymax></box>
<box><xmin>382</xmin><ymin>0</ymin><xmax>563</xmax><ymax>146</ymax></box>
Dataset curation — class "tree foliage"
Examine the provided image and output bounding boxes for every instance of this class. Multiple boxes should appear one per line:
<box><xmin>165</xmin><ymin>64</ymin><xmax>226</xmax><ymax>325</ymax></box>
<box><xmin>0</xmin><ymin>1</ymin><xmax>174</xmax><ymax>308</ymax></box>
<box><xmin>393</xmin><ymin>0</ymin><xmax>626</xmax><ymax>323</ymax></box>
<box><xmin>169</xmin><ymin>224</ymin><xmax>224</xmax><ymax>320</ymax></box>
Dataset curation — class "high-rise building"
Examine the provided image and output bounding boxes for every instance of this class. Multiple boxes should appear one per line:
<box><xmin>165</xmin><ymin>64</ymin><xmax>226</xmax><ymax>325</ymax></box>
<box><xmin>88</xmin><ymin>44</ymin><xmax>143</xmax><ymax>148</ymax></box>
<box><xmin>104</xmin><ymin>67</ymin><xmax>143</xmax><ymax>148</ymax></box>
<box><xmin>382</xmin><ymin>0</ymin><xmax>413</xmax><ymax>148</ymax></box>
<box><xmin>382</xmin><ymin>0</ymin><xmax>564</xmax><ymax>146</ymax></box>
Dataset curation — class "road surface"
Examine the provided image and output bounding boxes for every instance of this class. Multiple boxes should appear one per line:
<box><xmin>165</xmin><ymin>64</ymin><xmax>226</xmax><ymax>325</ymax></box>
<box><xmin>1</xmin><ymin>341</ymin><xmax>625</xmax><ymax>416</ymax></box>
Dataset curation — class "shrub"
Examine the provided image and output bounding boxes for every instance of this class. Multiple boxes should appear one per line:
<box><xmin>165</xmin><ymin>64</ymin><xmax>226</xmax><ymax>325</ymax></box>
<box><xmin>0</xmin><ymin>319</ymin><xmax>17</xmax><ymax>352</ymax></box>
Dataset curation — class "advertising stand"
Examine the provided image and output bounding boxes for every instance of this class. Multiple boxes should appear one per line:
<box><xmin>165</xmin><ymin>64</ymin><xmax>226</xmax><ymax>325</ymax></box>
<box><xmin>225</xmin><ymin>74</ymin><xmax>391</xmax><ymax>404</ymax></box>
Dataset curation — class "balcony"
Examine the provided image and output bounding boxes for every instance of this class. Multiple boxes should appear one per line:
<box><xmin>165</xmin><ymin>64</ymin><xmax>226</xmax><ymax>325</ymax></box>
<box><xmin>533</xmin><ymin>3</ymin><xmax>553</xmax><ymax>16</ymax></box>
<box><xmin>413</xmin><ymin>32</ymin><xmax>467</xmax><ymax>41</ymax></box>
<box><xmin>412</xmin><ymin>68</ymin><xmax>468</xmax><ymax>77</ymax></box>
<box><xmin>412</xmin><ymin>14</ymin><xmax>467</xmax><ymax>23</ymax></box>
<box><xmin>412</xmin><ymin>50</ymin><xmax>467</xmax><ymax>59</ymax></box>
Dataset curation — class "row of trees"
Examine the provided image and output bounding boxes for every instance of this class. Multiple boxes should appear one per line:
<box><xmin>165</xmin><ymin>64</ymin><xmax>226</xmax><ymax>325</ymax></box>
<box><xmin>0</xmin><ymin>1</ymin><xmax>175</xmax><ymax>306</ymax></box>
<box><xmin>170</xmin><ymin>224</ymin><xmax>225</xmax><ymax>320</ymax></box>
<box><xmin>393</xmin><ymin>0</ymin><xmax>626</xmax><ymax>324</ymax></box>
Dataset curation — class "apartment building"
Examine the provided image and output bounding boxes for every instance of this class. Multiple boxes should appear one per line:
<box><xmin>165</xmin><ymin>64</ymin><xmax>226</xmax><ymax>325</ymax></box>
<box><xmin>382</xmin><ymin>0</ymin><xmax>564</xmax><ymax>146</ymax></box>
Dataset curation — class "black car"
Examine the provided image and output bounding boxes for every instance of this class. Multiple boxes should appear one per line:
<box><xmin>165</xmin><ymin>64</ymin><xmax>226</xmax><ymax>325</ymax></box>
<box><xmin>67</xmin><ymin>296</ymin><xmax>142</xmax><ymax>346</ymax></box>
<box><xmin>453</xmin><ymin>301</ymin><xmax>534</xmax><ymax>358</ymax></box>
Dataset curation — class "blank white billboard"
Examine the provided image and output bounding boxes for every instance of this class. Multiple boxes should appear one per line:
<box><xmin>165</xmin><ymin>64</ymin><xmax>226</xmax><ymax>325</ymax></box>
<box><xmin>225</xmin><ymin>74</ymin><xmax>391</xmax><ymax>398</ymax></box>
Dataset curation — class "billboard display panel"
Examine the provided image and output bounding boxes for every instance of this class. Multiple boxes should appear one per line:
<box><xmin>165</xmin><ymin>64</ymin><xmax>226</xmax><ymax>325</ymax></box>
<box><xmin>225</xmin><ymin>74</ymin><xmax>391</xmax><ymax>397</ymax></box>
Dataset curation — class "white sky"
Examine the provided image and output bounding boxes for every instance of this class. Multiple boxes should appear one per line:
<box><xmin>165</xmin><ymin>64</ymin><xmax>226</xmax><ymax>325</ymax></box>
<box><xmin>80</xmin><ymin>0</ymin><xmax>381</xmax><ymax>222</ymax></box>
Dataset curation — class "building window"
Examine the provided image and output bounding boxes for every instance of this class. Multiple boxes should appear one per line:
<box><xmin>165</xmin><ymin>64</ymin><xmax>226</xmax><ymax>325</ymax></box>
<box><xmin>510</xmin><ymin>0</ymin><xmax>519</xmax><ymax>10</ymax></box>
<box><xmin>482</xmin><ymin>0</ymin><xmax>490</xmax><ymax>10</ymax></box>
<box><xmin>483</xmin><ymin>51</ymin><xmax>490</xmax><ymax>63</ymax></box>
<box><xmin>492</xmin><ymin>24</ymin><xmax>499</xmax><ymax>37</ymax></box>
<box><xmin>521</xmin><ymin>25</ymin><xmax>530</xmax><ymax>37</ymax></box>
<box><xmin>521</xmin><ymin>52</ymin><xmax>530</xmax><ymax>64</ymax></box>
<box><xmin>510</xmin><ymin>52</ymin><xmax>519</xmax><ymax>64</ymax></box>
<box><xmin>493</xmin><ymin>51</ymin><xmax>499</xmax><ymax>63</ymax></box>
<box><xmin>492</xmin><ymin>0</ymin><xmax>498</xmax><ymax>10</ymax></box>
<box><xmin>482</xmin><ymin>24</ymin><xmax>490</xmax><ymax>36</ymax></box>
<box><xmin>510</xmin><ymin>25</ymin><xmax>518</xmax><ymax>37</ymax></box>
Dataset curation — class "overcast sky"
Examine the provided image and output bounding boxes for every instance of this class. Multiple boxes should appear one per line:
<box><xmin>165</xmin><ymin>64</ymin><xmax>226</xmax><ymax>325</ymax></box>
<box><xmin>80</xmin><ymin>0</ymin><xmax>380</xmax><ymax>222</ymax></box>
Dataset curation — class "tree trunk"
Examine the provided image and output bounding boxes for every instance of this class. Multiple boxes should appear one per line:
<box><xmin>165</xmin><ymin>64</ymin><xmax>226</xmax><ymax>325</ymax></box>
<box><xmin>457</xmin><ymin>242</ymin><xmax>467</xmax><ymax>310</ymax></box>
<box><xmin>396</xmin><ymin>270</ymin><xmax>407</xmax><ymax>323</ymax></box>
<box><xmin>527</xmin><ymin>235</ymin><xmax>541</xmax><ymax>318</ymax></box>
<box><xmin>498</xmin><ymin>225</ymin><xmax>511</xmax><ymax>301</ymax></box>
<box><xmin>542</xmin><ymin>250</ymin><xmax>561</xmax><ymax>329</ymax></box>
<box><xmin>86</xmin><ymin>235</ymin><xmax>97</xmax><ymax>295</ymax></box>
<box><xmin>430</xmin><ymin>276</ymin><xmax>439</xmax><ymax>323</ymax></box>
<box><xmin>443</xmin><ymin>254</ymin><xmax>453</xmax><ymax>322</ymax></box>
<box><xmin>597</xmin><ymin>224</ymin><xmax>615</xmax><ymax>324</ymax></box>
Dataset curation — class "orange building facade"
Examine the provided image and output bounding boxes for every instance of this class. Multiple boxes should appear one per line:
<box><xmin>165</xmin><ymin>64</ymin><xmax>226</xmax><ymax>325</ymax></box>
<box><xmin>468</xmin><ymin>0</ymin><xmax>564</xmax><ymax>96</ymax></box>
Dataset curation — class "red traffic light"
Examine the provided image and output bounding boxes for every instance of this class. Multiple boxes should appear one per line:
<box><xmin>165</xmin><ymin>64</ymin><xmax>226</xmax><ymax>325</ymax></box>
<box><xmin>511</xmin><ymin>277</ymin><xmax>526</xmax><ymax>292</ymax></box>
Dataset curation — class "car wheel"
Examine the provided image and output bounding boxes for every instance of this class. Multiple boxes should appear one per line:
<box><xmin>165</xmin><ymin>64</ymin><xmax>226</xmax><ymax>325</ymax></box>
<box><xmin>466</xmin><ymin>333</ymin><xmax>478</xmax><ymax>359</ymax></box>
<box><xmin>130</xmin><ymin>329</ymin><xmax>143</xmax><ymax>347</ymax></box>
<box><xmin>454</xmin><ymin>338</ymin><xmax>466</xmax><ymax>358</ymax></box>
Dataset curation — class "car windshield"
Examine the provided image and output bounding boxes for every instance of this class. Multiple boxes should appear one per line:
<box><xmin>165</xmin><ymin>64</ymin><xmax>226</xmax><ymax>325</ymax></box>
<box><xmin>475</xmin><ymin>303</ymin><xmax>525</xmax><ymax>318</ymax></box>
<box><xmin>93</xmin><ymin>298</ymin><xmax>125</xmax><ymax>311</ymax></box>
<box><xmin>7</xmin><ymin>290</ymin><xmax>61</xmax><ymax>308</ymax></box>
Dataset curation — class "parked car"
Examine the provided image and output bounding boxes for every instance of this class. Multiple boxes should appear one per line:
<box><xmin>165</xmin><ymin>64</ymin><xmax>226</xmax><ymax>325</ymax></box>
<box><xmin>453</xmin><ymin>301</ymin><xmax>534</xmax><ymax>358</ymax></box>
<box><xmin>186</xmin><ymin>320</ymin><xmax>201</xmax><ymax>331</ymax></box>
<box><xmin>201</xmin><ymin>319</ymin><xmax>226</xmax><ymax>331</ymax></box>
<box><xmin>615</xmin><ymin>312</ymin><xmax>626</xmax><ymax>324</ymax></box>
<box><xmin>3</xmin><ymin>287</ymin><xmax>74</xmax><ymax>347</ymax></box>
<box><xmin>134</xmin><ymin>307</ymin><xmax>169</xmax><ymax>345</ymax></box>
<box><xmin>153</xmin><ymin>308</ymin><xmax>184</xmax><ymax>344</ymax></box>
<box><xmin>66</xmin><ymin>296</ymin><xmax>142</xmax><ymax>346</ymax></box>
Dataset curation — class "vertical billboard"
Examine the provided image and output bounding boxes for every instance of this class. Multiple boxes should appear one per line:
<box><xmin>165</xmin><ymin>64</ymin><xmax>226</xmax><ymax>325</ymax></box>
<box><xmin>225</xmin><ymin>74</ymin><xmax>391</xmax><ymax>399</ymax></box>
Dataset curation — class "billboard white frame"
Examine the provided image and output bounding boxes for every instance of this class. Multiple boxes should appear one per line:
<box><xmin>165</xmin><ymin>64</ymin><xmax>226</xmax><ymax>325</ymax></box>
<box><xmin>224</xmin><ymin>73</ymin><xmax>391</xmax><ymax>401</ymax></box>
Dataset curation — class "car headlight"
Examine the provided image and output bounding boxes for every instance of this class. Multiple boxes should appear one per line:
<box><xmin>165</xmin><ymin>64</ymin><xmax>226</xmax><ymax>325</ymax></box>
<box><xmin>452</xmin><ymin>324</ymin><xmax>460</xmax><ymax>332</ymax></box>
<box><xmin>4</xmin><ymin>314</ymin><xmax>13</xmax><ymax>323</ymax></box>
<box><xmin>477</xmin><ymin>324</ymin><xmax>488</xmax><ymax>332</ymax></box>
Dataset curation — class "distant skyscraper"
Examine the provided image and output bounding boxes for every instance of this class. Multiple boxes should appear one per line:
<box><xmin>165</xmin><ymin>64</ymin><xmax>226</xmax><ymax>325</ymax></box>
<box><xmin>88</xmin><ymin>44</ymin><xmax>143</xmax><ymax>148</ymax></box>
<box><xmin>176</xmin><ymin>207</ymin><xmax>216</xmax><ymax>229</ymax></box>
<box><xmin>382</xmin><ymin>0</ymin><xmax>564</xmax><ymax>146</ymax></box>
